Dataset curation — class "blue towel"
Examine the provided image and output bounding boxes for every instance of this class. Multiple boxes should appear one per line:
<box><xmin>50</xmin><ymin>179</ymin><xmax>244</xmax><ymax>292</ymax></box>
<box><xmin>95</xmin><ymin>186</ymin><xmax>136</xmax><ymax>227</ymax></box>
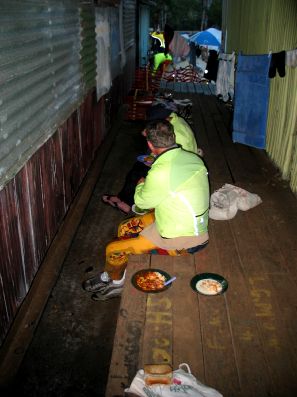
<box><xmin>232</xmin><ymin>54</ymin><xmax>271</xmax><ymax>149</ymax></box>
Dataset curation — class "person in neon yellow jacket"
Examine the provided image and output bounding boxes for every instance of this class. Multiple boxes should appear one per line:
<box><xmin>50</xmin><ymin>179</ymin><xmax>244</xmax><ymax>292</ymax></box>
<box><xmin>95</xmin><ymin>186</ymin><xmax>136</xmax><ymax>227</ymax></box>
<box><xmin>153</xmin><ymin>52</ymin><xmax>173</xmax><ymax>72</ymax></box>
<box><xmin>168</xmin><ymin>111</ymin><xmax>198</xmax><ymax>154</ymax></box>
<box><xmin>150</xmin><ymin>31</ymin><xmax>166</xmax><ymax>51</ymax></box>
<box><xmin>100</xmin><ymin>105</ymin><xmax>201</xmax><ymax>214</ymax></box>
<box><xmin>150</xmin><ymin>30</ymin><xmax>173</xmax><ymax>73</ymax></box>
<box><xmin>82</xmin><ymin>120</ymin><xmax>209</xmax><ymax>301</ymax></box>
<box><xmin>135</xmin><ymin>121</ymin><xmax>209</xmax><ymax>238</ymax></box>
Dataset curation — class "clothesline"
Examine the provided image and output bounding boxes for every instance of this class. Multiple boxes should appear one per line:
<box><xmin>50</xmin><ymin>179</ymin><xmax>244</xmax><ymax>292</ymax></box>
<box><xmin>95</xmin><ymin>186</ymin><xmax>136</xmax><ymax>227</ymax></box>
<box><xmin>215</xmin><ymin>48</ymin><xmax>296</xmax><ymax>150</ymax></box>
<box><xmin>218</xmin><ymin>48</ymin><xmax>297</xmax><ymax>69</ymax></box>
<box><xmin>216</xmin><ymin>47</ymin><xmax>297</xmax><ymax>103</ymax></box>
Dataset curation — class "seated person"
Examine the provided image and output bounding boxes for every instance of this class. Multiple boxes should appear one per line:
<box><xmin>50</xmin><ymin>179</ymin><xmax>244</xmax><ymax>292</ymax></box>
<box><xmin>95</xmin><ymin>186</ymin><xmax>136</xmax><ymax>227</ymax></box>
<box><xmin>83</xmin><ymin>120</ymin><xmax>210</xmax><ymax>301</ymax></box>
<box><xmin>102</xmin><ymin>104</ymin><xmax>202</xmax><ymax>214</ymax></box>
<box><xmin>152</xmin><ymin>52</ymin><xmax>173</xmax><ymax>73</ymax></box>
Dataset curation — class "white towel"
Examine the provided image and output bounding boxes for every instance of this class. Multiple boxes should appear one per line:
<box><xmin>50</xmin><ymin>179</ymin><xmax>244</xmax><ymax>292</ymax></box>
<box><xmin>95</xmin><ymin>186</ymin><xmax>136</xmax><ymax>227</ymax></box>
<box><xmin>215</xmin><ymin>52</ymin><xmax>235</xmax><ymax>102</ymax></box>
<box><xmin>286</xmin><ymin>49</ymin><xmax>297</xmax><ymax>67</ymax></box>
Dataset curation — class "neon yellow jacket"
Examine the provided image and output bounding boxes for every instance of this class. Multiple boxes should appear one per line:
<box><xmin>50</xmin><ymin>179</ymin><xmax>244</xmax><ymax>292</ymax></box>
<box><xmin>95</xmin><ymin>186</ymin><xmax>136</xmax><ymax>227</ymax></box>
<box><xmin>169</xmin><ymin>112</ymin><xmax>198</xmax><ymax>154</ymax></box>
<box><xmin>135</xmin><ymin>147</ymin><xmax>209</xmax><ymax>238</ymax></box>
<box><xmin>153</xmin><ymin>52</ymin><xmax>172</xmax><ymax>72</ymax></box>
<box><xmin>150</xmin><ymin>31</ymin><xmax>165</xmax><ymax>48</ymax></box>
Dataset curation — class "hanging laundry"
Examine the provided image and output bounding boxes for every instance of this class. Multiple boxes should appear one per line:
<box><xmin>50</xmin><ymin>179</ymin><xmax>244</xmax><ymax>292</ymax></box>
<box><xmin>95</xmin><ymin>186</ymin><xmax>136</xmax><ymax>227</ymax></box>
<box><xmin>215</xmin><ymin>52</ymin><xmax>235</xmax><ymax>102</ymax></box>
<box><xmin>286</xmin><ymin>49</ymin><xmax>297</xmax><ymax>67</ymax></box>
<box><xmin>269</xmin><ymin>51</ymin><xmax>286</xmax><ymax>78</ymax></box>
<box><xmin>168</xmin><ymin>31</ymin><xmax>190</xmax><ymax>60</ymax></box>
<box><xmin>164</xmin><ymin>24</ymin><xmax>174</xmax><ymax>55</ymax></box>
<box><xmin>233</xmin><ymin>54</ymin><xmax>271</xmax><ymax>149</ymax></box>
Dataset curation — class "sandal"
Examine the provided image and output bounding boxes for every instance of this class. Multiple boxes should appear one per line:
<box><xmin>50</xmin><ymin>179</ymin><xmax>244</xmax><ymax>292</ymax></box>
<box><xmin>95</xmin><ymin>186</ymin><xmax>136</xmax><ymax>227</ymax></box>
<box><xmin>101</xmin><ymin>195</ymin><xmax>131</xmax><ymax>214</ymax></box>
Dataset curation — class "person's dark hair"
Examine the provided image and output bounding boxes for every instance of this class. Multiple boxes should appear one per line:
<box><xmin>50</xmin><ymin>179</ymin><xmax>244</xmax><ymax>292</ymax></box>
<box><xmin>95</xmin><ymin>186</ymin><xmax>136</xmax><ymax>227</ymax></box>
<box><xmin>145</xmin><ymin>120</ymin><xmax>176</xmax><ymax>148</ymax></box>
<box><xmin>146</xmin><ymin>104</ymin><xmax>172</xmax><ymax>121</ymax></box>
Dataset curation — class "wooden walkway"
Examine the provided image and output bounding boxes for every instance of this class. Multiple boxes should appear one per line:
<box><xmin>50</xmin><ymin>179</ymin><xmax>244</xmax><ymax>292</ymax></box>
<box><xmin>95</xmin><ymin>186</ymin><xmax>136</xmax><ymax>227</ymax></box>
<box><xmin>160</xmin><ymin>79</ymin><xmax>216</xmax><ymax>95</ymax></box>
<box><xmin>6</xmin><ymin>91</ymin><xmax>297</xmax><ymax>397</ymax></box>
<box><xmin>107</xmin><ymin>93</ymin><xmax>297</xmax><ymax>397</ymax></box>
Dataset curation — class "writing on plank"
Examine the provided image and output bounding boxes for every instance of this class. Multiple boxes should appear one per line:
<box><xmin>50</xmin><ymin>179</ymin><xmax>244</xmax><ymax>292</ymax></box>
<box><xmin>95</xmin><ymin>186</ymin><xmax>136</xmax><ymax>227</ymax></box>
<box><xmin>206</xmin><ymin>308</ymin><xmax>226</xmax><ymax>350</ymax></box>
<box><xmin>249</xmin><ymin>276</ymin><xmax>279</xmax><ymax>350</ymax></box>
<box><xmin>146</xmin><ymin>295</ymin><xmax>172</xmax><ymax>363</ymax></box>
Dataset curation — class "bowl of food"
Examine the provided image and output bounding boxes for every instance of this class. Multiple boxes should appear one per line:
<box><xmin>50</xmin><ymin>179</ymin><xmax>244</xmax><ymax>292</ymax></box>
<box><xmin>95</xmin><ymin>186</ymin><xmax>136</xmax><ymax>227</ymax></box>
<box><xmin>190</xmin><ymin>273</ymin><xmax>228</xmax><ymax>296</ymax></box>
<box><xmin>131</xmin><ymin>269</ymin><xmax>172</xmax><ymax>293</ymax></box>
<box><xmin>137</xmin><ymin>154</ymin><xmax>155</xmax><ymax>166</ymax></box>
<box><xmin>131</xmin><ymin>204</ymin><xmax>150</xmax><ymax>215</ymax></box>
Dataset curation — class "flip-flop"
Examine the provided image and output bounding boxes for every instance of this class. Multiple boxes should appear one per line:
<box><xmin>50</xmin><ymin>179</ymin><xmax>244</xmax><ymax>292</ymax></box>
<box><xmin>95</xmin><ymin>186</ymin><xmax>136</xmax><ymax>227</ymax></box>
<box><xmin>101</xmin><ymin>195</ymin><xmax>130</xmax><ymax>215</ymax></box>
<box><xmin>102</xmin><ymin>194</ymin><xmax>117</xmax><ymax>208</ymax></box>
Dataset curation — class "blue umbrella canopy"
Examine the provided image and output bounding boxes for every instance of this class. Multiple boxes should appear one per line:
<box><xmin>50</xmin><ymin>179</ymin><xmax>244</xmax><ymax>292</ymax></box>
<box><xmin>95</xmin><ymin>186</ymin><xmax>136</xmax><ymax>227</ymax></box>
<box><xmin>190</xmin><ymin>28</ymin><xmax>221</xmax><ymax>48</ymax></box>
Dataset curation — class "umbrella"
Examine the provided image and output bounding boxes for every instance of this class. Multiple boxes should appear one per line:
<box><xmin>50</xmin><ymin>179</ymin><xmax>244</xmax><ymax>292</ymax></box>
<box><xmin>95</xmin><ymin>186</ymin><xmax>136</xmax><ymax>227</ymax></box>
<box><xmin>190</xmin><ymin>28</ymin><xmax>221</xmax><ymax>48</ymax></box>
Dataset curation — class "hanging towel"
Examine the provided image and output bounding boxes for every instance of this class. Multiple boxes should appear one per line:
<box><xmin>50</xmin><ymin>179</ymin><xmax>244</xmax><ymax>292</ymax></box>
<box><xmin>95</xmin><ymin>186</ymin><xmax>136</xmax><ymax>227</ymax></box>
<box><xmin>232</xmin><ymin>54</ymin><xmax>271</xmax><ymax>149</ymax></box>
<box><xmin>286</xmin><ymin>49</ymin><xmax>297</xmax><ymax>67</ymax></box>
<box><xmin>169</xmin><ymin>31</ymin><xmax>190</xmax><ymax>60</ymax></box>
<box><xmin>215</xmin><ymin>52</ymin><xmax>235</xmax><ymax>102</ymax></box>
<box><xmin>269</xmin><ymin>51</ymin><xmax>286</xmax><ymax>78</ymax></box>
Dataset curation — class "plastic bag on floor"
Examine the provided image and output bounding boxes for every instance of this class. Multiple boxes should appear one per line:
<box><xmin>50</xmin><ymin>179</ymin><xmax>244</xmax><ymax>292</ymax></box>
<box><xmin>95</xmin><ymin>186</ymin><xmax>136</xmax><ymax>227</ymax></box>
<box><xmin>125</xmin><ymin>363</ymin><xmax>223</xmax><ymax>397</ymax></box>
<box><xmin>209</xmin><ymin>184</ymin><xmax>262</xmax><ymax>220</ymax></box>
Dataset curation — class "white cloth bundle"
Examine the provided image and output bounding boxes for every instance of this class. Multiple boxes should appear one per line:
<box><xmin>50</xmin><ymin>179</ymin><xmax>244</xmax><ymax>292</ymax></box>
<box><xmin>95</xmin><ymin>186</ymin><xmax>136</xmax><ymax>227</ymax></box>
<box><xmin>209</xmin><ymin>184</ymin><xmax>262</xmax><ymax>220</ymax></box>
<box><xmin>125</xmin><ymin>363</ymin><xmax>223</xmax><ymax>397</ymax></box>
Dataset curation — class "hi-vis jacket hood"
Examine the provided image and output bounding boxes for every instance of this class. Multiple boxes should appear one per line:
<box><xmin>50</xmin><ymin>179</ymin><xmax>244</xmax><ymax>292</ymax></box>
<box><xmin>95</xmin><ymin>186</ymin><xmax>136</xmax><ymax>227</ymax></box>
<box><xmin>134</xmin><ymin>147</ymin><xmax>209</xmax><ymax>238</ymax></box>
<box><xmin>169</xmin><ymin>112</ymin><xmax>198</xmax><ymax>154</ymax></box>
<box><xmin>150</xmin><ymin>31</ymin><xmax>165</xmax><ymax>48</ymax></box>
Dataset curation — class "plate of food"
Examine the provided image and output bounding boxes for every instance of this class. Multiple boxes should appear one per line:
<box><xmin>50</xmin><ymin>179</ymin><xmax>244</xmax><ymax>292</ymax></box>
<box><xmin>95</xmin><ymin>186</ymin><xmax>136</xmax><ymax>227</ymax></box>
<box><xmin>131</xmin><ymin>269</ymin><xmax>172</xmax><ymax>293</ymax></box>
<box><xmin>137</xmin><ymin>154</ymin><xmax>155</xmax><ymax>166</ymax></box>
<box><xmin>190</xmin><ymin>273</ymin><xmax>228</xmax><ymax>296</ymax></box>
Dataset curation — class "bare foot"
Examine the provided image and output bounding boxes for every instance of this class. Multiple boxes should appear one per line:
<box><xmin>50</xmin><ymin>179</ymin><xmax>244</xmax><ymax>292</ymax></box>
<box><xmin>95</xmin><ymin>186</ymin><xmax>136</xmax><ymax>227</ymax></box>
<box><xmin>102</xmin><ymin>195</ymin><xmax>131</xmax><ymax>214</ymax></box>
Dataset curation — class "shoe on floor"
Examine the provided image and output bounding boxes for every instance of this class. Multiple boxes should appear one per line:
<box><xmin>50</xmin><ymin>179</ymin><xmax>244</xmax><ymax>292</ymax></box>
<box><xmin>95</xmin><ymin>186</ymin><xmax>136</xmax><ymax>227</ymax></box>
<box><xmin>91</xmin><ymin>285</ymin><xmax>123</xmax><ymax>301</ymax></box>
<box><xmin>82</xmin><ymin>271</ymin><xmax>112</xmax><ymax>292</ymax></box>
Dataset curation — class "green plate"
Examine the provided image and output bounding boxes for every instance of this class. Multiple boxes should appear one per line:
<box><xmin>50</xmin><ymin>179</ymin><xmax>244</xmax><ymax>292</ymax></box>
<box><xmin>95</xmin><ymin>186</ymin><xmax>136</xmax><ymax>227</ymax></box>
<box><xmin>131</xmin><ymin>268</ymin><xmax>172</xmax><ymax>293</ymax></box>
<box><xmin>190</xmin><ymin>273</ymin><xmax>228</xmax><ymax>296</ymax></box>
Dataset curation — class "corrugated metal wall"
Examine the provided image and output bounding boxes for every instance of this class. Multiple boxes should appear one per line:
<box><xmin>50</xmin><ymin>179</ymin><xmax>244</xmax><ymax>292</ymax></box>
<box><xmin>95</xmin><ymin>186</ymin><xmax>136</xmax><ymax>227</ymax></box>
<box><xmin>0</xmin><ymin>0</ymin><xmax>138</xmax><ymax>346</ymax></box>
<box><xmin>139</xmin><ymin>4</ymin><xmax>150</xmax><ymax>66</ymax></box>
<box><xmin>122</xmin><ymin>0</ymin><xmax>136</xmax><ymax>92</ymax></box>
<box><xmin>80</xmin><ymin>1</ymin><xmax>97</xmax><ymax>92</ymax></box>
<box><xmin>0</xmin><ymin>91</ymin><xmax>105</xmax><ymax>346</ymax></box>
<box><xmin>123</xmin><ymin>0</ymin><xmax>136</xmax><ymax>50</ymax></box>
<box><xmin>0</xmin><ymin>0</ymin><xmax>84</xmax><ymax>191</ymax></box>
<box><xmin>224</xmin><ymin>0</ymin><xmax>297</xmax><ymax>194</ymax></box>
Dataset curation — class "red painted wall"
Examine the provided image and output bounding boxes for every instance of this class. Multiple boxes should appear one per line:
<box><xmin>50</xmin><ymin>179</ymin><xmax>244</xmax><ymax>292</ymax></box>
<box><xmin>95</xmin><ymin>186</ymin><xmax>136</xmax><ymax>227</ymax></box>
<box><xmin>0</xmin><ymin>90</ymin><xmax>107</xmax><ymax>345</ymax></box>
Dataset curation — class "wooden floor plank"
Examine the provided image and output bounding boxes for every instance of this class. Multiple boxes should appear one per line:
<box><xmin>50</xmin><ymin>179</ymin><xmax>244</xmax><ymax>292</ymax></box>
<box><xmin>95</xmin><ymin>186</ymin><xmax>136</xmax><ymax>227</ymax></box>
<box><xmin>193</xmin><ymin>227</ymin><xmax>240</xmax><ymax>396</ymax></box>
<box><xmin>199</xmin><ymin>293</ymin><xmax>239</xmax><ymax>396</ymax></box>
<box><xmin>223</xmin><ymin>211</ymin><xmax>297</xmax><ymax>396</ymax></box>
<box><xmin>105</xmin><ymin>254</ymin><xmax>150</xmax><ymax>396</ymax></box>
<box><xmin>171</xmin><ymin>255</ymin><xmax>205</xmax><ymax>382</ymax></box>
<box><xmin>194</xmin><ymin>84</ymin><xmax>204</xmax><ymax>94</ymax></box>
<box><xmin>268</xmin><ymin>274</ymin><xmax>297</xmax><ymax>363</ymax></box>
<box><xmin>141</xmin><ymin>255</ymin><xmax>174</xmax><ymax>367</ymax></box>
<box><xmin>194</xmin><ymin>95</ymin><xmax>233</xmax><ymax>185</ymax></box>
<box><xmin>202</xmin><ymin>95</ymin><xmax>262</xmax><ymax>184</ymax></box>
<box><xmin>243</xmin><ymin>199</ymin><xmax>290</xmax><ymax>275</ymax></box>
<box><xmin>212</xmin><ymin>220</ymin><xmax>275</xmax><ymax>397</ymax></box>
<box><xmin>255</xmin><ymin>185</ymin><xmax>297</xmax><ymax>280</ymax></box>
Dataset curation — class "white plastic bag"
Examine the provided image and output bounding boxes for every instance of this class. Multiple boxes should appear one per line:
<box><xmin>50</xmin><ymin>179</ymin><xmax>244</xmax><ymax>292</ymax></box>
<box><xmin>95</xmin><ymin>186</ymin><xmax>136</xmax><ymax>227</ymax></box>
<box><xmin>125</xmin><ymin>363</ymin><xmax>223</xmax><ymax>397</ymax></box>
<box><xmin>209</xmin><ymin>184</ymin><xmax>262</xmax><ymax>220</ymax></box>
